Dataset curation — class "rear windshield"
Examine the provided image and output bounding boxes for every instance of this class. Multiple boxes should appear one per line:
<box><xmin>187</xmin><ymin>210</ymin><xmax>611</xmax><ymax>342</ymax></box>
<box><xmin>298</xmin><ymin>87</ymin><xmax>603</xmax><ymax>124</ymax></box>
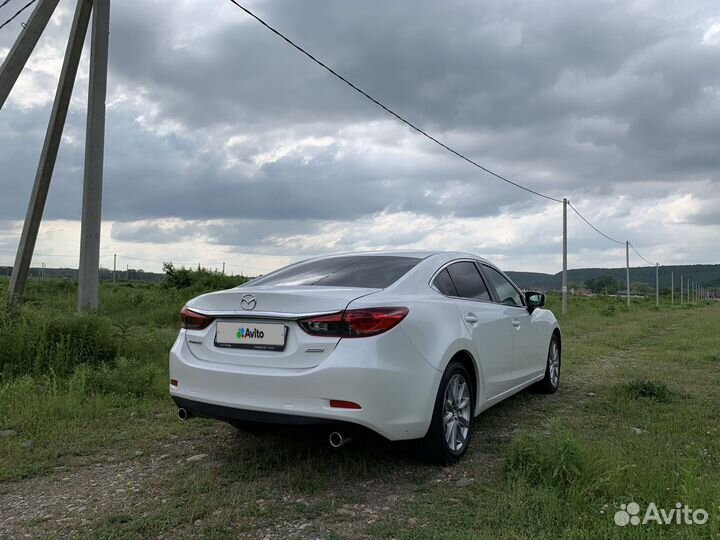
<box><xmin>247</xmin><ymin>256</ymin><xmax>421</xmax><ymax>288</ymax></box>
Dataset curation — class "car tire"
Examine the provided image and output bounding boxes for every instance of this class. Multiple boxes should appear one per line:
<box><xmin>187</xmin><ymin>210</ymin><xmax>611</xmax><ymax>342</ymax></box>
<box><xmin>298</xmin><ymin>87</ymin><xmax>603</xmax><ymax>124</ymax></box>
<box><xmin>537</xmin><ymin>334</ymin><xmax>561</xmax><ymax>394</ymax></box>
<box><xmin>416</xmin><ymin>361</ymin><xmax>474</xmax><ymax>465</ymax></box>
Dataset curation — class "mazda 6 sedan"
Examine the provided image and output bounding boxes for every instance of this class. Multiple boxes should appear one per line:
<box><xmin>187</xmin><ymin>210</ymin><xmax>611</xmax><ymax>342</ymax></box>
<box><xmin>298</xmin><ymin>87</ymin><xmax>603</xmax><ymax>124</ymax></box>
<box><xmin>169</xmin><ymin>251</ymin><xmax>561</xmax><ymax>463</ymax></box>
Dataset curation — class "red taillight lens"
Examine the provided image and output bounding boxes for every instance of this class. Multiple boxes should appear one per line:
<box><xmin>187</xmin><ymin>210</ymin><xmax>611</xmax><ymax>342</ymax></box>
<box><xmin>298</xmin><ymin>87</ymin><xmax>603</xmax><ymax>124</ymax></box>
<box><xmin>299</xmin><ymin>307</ymin><xmax>408</xmax><ymax>338</ymax></box>
<box><xmin>180</xmin><ymin>306</ymin><xmax>214</xmax><ymax>330</ymax></box>
<box><xmin>343</xmin><ymin>307</ymin><xmax>409</xmax><ymax>337</ymax></box>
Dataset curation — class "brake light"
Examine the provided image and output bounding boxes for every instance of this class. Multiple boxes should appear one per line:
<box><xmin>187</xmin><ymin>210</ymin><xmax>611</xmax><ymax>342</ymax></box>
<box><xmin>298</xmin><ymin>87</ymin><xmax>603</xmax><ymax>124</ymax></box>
<box><xmin>299</xmin><ymin>307</ymin><xmax>408</xmax><ymax>338</ymax></box>
<box><xmin>180</xmin><ymin>306</ymin><xmax>214</xmax><ymax>330</ymax></box>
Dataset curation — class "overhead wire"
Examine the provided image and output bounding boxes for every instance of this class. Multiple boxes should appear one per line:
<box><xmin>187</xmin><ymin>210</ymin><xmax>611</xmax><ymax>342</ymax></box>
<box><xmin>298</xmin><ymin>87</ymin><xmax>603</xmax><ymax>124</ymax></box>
<box><xmin>0</xmin><ymin>0</ymin><xmax>36</xmax><ymax>31</ymax></box>
<box><xmin>226</xmin><ymin>0</ymin><xmax>562</xmax><ymax>204</ymax></box>
<box><xmin>224</xmin><ymin>0</ymin><xmax>670</xmax><ymax>265</ymax></box>
<box><xmin>566</xmin><ymin>202</ymin><xmax>625</xmax><ymax>245</ymax></box>
<box><xmin>629</xmin><ymin>242</ymin><xmax>656</xmax><ymax>266</ymax></box>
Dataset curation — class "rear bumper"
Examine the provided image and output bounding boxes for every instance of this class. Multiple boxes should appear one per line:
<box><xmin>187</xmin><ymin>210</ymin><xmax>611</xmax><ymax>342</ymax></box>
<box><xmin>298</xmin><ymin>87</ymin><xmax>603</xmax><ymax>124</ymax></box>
<box><xmin>169</xmin><ymin>329</ymin><xmax>441</xmax><ymax>441</ymax></box>
<box><xmin>173</xmin><ymin>396</ymin><xmax>339</xmax><ymax>425</ymax></box>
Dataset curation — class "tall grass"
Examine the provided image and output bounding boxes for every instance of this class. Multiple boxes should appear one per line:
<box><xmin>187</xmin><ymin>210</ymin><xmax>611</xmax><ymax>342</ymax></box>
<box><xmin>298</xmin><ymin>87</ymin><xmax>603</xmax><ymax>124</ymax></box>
<box><xmin>0</xmin><ymin>305</ymin><xmax>118</xmax><ymax>379</ymax></box>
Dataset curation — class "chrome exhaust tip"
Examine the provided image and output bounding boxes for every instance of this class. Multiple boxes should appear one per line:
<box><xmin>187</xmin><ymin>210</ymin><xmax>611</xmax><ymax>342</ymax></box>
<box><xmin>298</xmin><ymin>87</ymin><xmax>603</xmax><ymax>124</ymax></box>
<box><xmin>329</xmin><ymin>431</ymin><xmax>351</xmax><ymax>448</ymax></box>
<box><xmin>177</xmin><ymin>407</ymin><xmax>191</xmax><ymax>421</ymax></box>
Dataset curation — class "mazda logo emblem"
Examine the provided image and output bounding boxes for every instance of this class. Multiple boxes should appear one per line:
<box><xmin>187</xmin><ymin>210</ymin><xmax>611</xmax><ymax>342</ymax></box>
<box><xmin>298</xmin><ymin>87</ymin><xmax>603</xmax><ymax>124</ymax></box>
<box><xmin>240</xmin><ymin>294</ymin><xmax>257</xmax><ymax>310</ymax></box>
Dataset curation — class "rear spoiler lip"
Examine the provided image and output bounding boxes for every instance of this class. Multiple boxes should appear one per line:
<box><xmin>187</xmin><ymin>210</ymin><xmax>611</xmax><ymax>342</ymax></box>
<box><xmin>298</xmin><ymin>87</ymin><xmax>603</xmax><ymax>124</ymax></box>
<box><xmin>183</xmin><ymin>308</ymin><xmax>342</xmax><ymax>321</ymax></box>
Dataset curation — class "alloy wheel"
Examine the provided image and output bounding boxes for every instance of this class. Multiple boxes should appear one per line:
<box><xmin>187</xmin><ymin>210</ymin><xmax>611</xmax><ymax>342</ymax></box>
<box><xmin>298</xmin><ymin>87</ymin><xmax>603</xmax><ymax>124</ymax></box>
<box><xmin>442</xmin><ymin>373</ymin><xmax>471</xmax><ymax>452</ymax></box>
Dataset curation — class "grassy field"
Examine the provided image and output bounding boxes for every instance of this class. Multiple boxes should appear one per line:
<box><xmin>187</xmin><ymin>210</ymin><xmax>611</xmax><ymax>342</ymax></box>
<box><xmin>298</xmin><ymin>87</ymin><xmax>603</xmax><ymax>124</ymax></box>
<box><xmin>0</xmin><ymin>277</ymin><xmax>719</xmax><ymax>539</ymax></box>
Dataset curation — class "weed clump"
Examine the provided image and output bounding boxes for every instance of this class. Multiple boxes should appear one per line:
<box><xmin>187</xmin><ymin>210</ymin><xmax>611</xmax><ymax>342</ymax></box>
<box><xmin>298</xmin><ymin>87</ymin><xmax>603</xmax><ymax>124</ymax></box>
<box><xmin>624</xmin><ymin>378</ymin><xmax>672</xmax><ymax>403</ymax></box>
<box><xmin>70</xmin><ymin>357</ymin><xmax>165</xmax><ymax>398</ymax></box>
<box><xmin>506</xmin><ymin>431</ymin><xmax>598</xmax><ymax>490</ymax></box>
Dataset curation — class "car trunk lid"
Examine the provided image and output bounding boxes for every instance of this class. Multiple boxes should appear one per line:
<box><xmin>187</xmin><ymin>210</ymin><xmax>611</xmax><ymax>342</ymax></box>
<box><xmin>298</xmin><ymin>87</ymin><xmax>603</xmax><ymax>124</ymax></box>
<box><xmin>184</xmin><ymin>286</ymin><xmax>379</xmax><ymax>369</ymax></box>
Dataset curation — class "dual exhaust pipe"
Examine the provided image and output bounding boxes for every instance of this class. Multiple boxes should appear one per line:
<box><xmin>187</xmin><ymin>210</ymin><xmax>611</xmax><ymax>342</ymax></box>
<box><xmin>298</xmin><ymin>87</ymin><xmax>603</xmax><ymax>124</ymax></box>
<box><xmin>178</xmin><ymin>408</ymin><xmax>351</xmax><ymax>449</ymax></box>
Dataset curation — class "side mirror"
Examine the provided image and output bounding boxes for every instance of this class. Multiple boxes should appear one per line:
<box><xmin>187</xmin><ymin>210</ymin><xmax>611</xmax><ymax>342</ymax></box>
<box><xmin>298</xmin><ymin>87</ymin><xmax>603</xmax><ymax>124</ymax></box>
<box><xmin>525</xmin><ymin>291</ymin><xmax>545</xmax><ymax>312</ymax></box>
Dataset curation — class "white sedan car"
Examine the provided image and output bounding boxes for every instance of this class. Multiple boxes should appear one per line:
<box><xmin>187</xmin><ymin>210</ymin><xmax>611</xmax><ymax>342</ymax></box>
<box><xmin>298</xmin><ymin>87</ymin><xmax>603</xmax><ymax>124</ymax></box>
<box><xmin>170</xmin><ymin>251</ymin><xmax>561</xmax><ymax>463</ymax></box>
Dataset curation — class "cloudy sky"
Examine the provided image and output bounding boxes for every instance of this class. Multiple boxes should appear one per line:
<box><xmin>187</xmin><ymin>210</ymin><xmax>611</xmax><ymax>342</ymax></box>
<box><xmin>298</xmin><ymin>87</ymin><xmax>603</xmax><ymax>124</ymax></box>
<box><xmin>1</xmin><ymin>0</ymin><xmax>719</xmax><ymax>275</ymax></box>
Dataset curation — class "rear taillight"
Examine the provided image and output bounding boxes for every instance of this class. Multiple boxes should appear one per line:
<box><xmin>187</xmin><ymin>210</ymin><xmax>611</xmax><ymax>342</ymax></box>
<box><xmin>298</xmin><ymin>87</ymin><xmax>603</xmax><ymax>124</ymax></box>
<box><xmin>299</xmin><ymin>307</ymin><xmax>409</xmax><ymax>338</ymax></box>
<box><xmin>180</xmin><ymin>306</ymin><xmax>214</xmax><ymax>330</ymax></box>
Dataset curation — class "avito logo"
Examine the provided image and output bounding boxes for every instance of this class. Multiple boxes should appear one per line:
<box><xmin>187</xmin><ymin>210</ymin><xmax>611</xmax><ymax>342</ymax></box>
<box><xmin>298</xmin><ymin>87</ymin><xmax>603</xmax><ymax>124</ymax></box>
<box><xmin>614</xmin><ymin>502</ymin><xmax>709</xmax><ymax>527</ymax></box>
<box><xmin>237</xmin><ymin>327</ymin><xmax>265</xmax><ymax>339</ymax></box>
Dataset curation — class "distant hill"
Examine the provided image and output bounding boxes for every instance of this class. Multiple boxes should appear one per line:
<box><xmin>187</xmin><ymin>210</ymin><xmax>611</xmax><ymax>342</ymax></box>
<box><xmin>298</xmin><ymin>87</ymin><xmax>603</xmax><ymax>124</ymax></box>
<box><xmin>507</xmin><ymin>264</ymin><xmax>720</xmax><ymax>291</ymax></box>
<box><xmin>2</xmin><ymin>263</ymin><xmax>719</xmax><ymax>291</ymax></box>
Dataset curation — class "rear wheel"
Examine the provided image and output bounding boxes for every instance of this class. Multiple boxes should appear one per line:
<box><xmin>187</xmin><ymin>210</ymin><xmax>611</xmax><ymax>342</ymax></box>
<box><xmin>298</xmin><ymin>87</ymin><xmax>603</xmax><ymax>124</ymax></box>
<box><xmin>416</xmin><ymin>361</ymin><xmax>474</xmax><ymax>464</ymax></box>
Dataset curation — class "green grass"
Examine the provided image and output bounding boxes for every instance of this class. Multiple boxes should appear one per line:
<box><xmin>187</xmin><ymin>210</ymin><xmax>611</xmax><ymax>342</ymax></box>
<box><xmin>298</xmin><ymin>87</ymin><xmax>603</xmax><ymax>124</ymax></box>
<box><xmin>0</xmin><ymin>278</ymin><xmax>719</xmax><ymax>539</ymax></box>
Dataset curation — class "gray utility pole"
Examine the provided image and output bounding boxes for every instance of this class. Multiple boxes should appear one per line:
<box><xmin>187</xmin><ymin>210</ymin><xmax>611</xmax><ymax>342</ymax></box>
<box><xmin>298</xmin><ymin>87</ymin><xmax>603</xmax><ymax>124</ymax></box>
<box><xmin>671</xmin><ymin>272</ymin><xmax>674</xmax><ymax>305</ymax></box>
<box><xmin>625</xmin><ymin>241</ymin><xmax>630</xmax><ymax>307</ymax></box>
<box><xmin>222</xmin><ymin>262</ymin><xmax>226</xmax><ymax>275</ymax></box>
<box><xmin>655</xmin><ymin>263</ymin><xmax>659</xmax><ymax>306</ymax></box>
<box><xmin>680</xmin><ymin>273</ymin><xmax>683</xmax><ymax>304</ymax></box>
<box><xmin>7</xmin><ymin>0</ymin><xmax>92</xmax><ymax>304</ymax></box>
<box><xmin>78</xmin><ymin>0</ymin><xmax>111</xmax><ymax>311</ymax></box>
<box><xmin>562</xmin><ymin>198</ymin><xmax>568</xmax><ymax>317</ymax></box>
<box><xmin>0</xmin><ymin>0</ymin><xmax>61</xmax><ymax>108</ymax></box>
<box><xmin>113</xmin><ymin>253</ymin><xmax>117</xmax><ymax>283</ymax></box>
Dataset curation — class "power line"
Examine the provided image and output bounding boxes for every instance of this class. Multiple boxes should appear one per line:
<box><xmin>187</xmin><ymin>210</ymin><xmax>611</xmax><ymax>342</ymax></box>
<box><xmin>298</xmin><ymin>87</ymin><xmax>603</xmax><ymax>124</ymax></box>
<box><xmin>225</xmin><ymin>0</ymin><xmax>668</xmax><ymax>262</ymax></box>
<box><xmin>226</xmin><ymin>0</ymin><xmax>562</xmax><ymax>204</ymax></box>
<box><xmin>567</xmin><ymin>202</ymin><xmax>624</xmax><ymax>245</ymax></box>
<box><xmin>0</xmin><ymin>0</ymin><xmax>17</xmax><ymax>10</ymax></box>
<box><xmin>629</xmin><ymin>242</ymin><xmax>655</xmax><ymax>266</ymax></box>
<box><xmin>0</xmin><ymin>0</ymin><xmax>36</xmax><ymax>30</ymax></box>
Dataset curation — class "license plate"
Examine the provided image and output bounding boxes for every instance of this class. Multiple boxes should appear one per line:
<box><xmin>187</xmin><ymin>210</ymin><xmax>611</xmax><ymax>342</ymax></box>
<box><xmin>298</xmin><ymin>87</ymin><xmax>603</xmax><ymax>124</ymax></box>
<box><xmin>214</xmin><ymin>321</ymin><xmax>287</xmax><ymax>351</ymax></box>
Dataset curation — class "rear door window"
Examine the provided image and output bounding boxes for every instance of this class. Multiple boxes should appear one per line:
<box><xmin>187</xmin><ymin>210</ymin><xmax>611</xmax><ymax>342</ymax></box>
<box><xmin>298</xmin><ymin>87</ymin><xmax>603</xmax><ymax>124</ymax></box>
<box><xmin>445</xmin><ymin>262</ymin><xmax>491</xmax><ymax>301</ymax></box>
<box><xmin>433</xmin><ymin>269</ymin><xmax>459</xmax><ymax>296</ymax></box>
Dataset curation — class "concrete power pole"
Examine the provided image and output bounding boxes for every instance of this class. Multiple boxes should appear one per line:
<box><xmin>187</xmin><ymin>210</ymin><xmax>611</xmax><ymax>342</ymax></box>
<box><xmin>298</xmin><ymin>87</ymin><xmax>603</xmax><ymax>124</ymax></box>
<box><xmin>625</xmin><ymin>241</ymin><xmax>630</xmax><ymax>307</ymax></box>
<box><xmin>78</xmin><ymin>0</ymin><xmax>111</xmax><ymax>311</ymax></box>
<box><xmin>655</xmin><ymin>263</ymin><xmax>659</xmax><ymax>306</ymax></box>
<box><xmin>562</xmin><ymin>198</ymin><xmax>568</xmax><ymax>317</ymax></box>
<box><xmin>671</xmin><ymin>271</ymin><xmax>674</xmax><ymax>305</ymax></box>
<box><xmin>113</xmin><ymin>253</ymin><xmax>117</xmax><ymax>283</ymax></box>
<box><xmin>6</xmin><ymin>0</ymin><xmax>91</xmax><ymax>303</ymax></box>
<box><xmin>2</xmin><ymin>0</ymin><xmax>111</xmax><ymax>310</ymax></box>
<box><xmin>680</xmin><ymin>273</ymin><xmax>683</xmax><ymax>304</ymax></box>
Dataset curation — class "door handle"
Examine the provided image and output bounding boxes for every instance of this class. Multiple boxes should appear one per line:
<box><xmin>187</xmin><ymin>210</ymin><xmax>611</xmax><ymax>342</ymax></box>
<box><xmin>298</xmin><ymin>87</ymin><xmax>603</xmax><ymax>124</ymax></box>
<box><xmin>464</xmin><ymin>313</ymin><xmax>479</xmax><ymax>324</ymax></box>
<box><xmin>511</xmin><ymin>319</ymin><xmax>521</xmax><ymax>327</ymax></box>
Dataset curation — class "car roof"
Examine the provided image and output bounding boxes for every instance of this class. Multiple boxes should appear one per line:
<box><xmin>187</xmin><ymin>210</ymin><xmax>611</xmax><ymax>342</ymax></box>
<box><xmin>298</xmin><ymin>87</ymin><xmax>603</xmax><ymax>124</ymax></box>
<box><xmin>313</xmin><ymin>250</ymin><xmax>493</xmax><ymax>265</ymax></box>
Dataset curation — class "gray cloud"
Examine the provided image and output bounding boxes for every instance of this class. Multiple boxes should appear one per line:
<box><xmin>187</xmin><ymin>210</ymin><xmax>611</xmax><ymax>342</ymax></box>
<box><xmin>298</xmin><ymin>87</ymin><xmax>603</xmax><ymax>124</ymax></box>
<box><xmin>1</xmin><ymin>0</ymin><xmax>719</xmax><ymax>271</ymax></box>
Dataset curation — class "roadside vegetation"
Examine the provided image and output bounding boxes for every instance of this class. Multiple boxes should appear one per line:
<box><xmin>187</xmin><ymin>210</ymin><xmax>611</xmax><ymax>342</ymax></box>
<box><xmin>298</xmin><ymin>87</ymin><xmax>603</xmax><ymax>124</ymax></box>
<box><xmin>0</xmin><ymin>275</ymin><xmax>718</xmax><ymax>539</ymax></box>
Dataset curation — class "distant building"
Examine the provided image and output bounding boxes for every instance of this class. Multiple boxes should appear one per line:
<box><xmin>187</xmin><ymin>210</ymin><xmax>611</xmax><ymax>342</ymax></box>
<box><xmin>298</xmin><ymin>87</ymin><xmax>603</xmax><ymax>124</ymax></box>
<box><xmin>572</xmin><ymin>287</ymin><xmax>593</xmax><ymax>296</ymax></box>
